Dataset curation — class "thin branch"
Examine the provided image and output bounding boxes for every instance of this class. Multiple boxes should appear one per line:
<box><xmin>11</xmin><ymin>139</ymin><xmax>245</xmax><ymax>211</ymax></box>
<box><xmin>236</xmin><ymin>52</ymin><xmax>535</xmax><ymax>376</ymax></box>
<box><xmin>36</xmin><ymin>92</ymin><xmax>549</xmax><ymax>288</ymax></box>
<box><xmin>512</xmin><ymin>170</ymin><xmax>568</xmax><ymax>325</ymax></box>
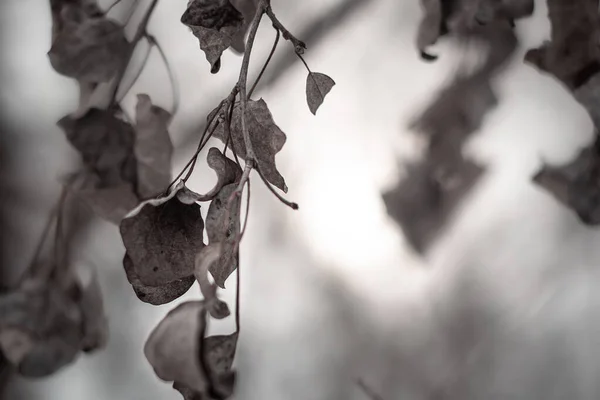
<box><xmin>115</xmin><ymin>37</ymin><xmax>153</xmax><ymax>103</ymax></box>
<box><xmin>146</xmin><ymin>34</ymin><xmax>180</xmax><ymax>119</ymax></box>
<box><xmin>105</xmin><ymin>0</ymin><xmax>124</xmax><ymax>14</ymax></box>
<box><xmin>248</xmin><ymin>27</ymin><xmax>280</xmax><ymax>99</ymax></box>
<box><xmin>265</xmin><ymin>5</ymin><xmax>306</xmax><ymax>53</ymax></box>
<box><xmin>296</xmin><ymin>52</ymin><xmax>312</xmax><ymax>74</ymax></box>
<box><xmin>356</xmin><ymin>379</ymin><xmax>385</xmax><ymax>400</ymax></box>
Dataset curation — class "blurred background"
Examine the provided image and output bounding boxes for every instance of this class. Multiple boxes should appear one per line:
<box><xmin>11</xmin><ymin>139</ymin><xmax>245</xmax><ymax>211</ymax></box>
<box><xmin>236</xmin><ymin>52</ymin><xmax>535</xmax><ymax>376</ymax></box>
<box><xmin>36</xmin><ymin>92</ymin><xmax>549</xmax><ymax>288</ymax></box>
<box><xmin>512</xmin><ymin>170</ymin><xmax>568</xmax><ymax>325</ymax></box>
<box><xmin>2</xmin><ymin>0</ymin><xmax>600</xmax><ymax>399</ymax></box>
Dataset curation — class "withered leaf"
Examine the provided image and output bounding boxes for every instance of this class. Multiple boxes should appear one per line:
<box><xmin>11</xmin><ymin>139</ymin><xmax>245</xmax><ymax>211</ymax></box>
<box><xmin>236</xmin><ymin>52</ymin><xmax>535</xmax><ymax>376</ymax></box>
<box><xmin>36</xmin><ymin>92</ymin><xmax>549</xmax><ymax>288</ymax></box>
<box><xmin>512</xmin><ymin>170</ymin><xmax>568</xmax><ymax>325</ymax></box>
<box><xmin>214</xmin><ymin>99</ymin><xmax>288</xmax><ymax>192</ymax></box>
<box><xmin>120</xmin><ymin>183</ymin><xmax>205</xmax><ymax>287</ymax></box>
<box><xmin>181</xmin><ymin>0</ymin><xmax>244</xmax><ymax>73</ymax></box>
<box><xmin>144</xmin><ymin>301</ymin><xmax>210</xmax><ymax>393</ymax></box>
<box><xmin>68</xmin><ymin>170</ymin><xmax>138</xmax><ymax>224</ymax></box>
<box><xmin>306</xmin><ymin>72</ymin><xmax>335</xmax><ymax>115</ymax></box>
<box><xmin>205</xmin><ymin>183</ymin><xmax>241</xmax><ymax>288</ymax></box>
<box><xmin>58</xmin><ymin>108</ymin><xmax>137</xmax><ymax>188</ymax></box>
<box><xmin>0</xmin><ymin>280</ymin><xmax>105</xmax><ymax>377</ymax></box>
<box><xmin>123</xmin><ymin>254</ymin><xmax>195</xmax><ymax>306</ymax></box>
<box><xmin>48</xmin><ymin>11</ymin><xmax>129</xmax><ymax>83</ymax></box>
<box><xmin>134</xmin><ymin>94</ymin><xmax>174</xmax><ymax>199</ymax></box>
<box><xmin>178</xmin><ymin>148</ymin><xmax>242</xmax><ymax>203</ymax></box>
<box><xmin>194</xmin><ymin>244</ymin><xmax>231</xmax><ymax>319</ymax></box>
<box><xmin>533</xmin><ymin>140</ymin><xmax>600</xmax><ymax>225</ymax></box>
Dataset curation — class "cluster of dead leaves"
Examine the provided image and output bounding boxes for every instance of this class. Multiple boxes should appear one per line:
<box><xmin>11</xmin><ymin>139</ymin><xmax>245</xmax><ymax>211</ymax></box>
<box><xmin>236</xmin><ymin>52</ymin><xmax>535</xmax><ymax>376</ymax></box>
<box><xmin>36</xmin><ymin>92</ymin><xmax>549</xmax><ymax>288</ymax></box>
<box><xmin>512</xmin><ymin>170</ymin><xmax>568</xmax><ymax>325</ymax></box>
<box><xmin>525</xmin><ymin>0</ymin><xmax>600</xmax><ymax>225</ymax></box>
<box><xmin>0</xmin><ymin>265</ymin><xmax>108</xmax><ymax>377</ymax></box>
<box><xmin>384</xmin><ymin>0</ymin><xmax>533</xmax><ymax>253</ymax></box>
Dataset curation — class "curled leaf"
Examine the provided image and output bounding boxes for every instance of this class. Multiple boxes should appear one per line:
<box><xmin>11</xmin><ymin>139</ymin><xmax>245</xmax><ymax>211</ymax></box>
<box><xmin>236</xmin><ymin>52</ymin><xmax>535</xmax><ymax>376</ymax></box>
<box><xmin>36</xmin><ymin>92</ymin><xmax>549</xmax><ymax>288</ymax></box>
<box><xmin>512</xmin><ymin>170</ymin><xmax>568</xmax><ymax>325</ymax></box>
<box><xmin>134</xmin><ymin>94</ymin><xmax>174</xmax><ymax>199</ymax></box>
<box><xmin>194</xmin><ymin>244</ymin><xmax>230</xmax><ymax>319</ymax></box>
<box><xmin>214</xmin><ymin>99</ymin><xmax>288</xmax><ymax>192</ymax></box>
<box><xmin>205</xmin><ymin>183</ymin><xmax>241</xmax><ymax>288</ymax></box>
<box><xmin>181</xmin><ymin>0</ymin><xmax>244</xmax><ymax>73</ymax></box>
<box><xmin>123</xmin><ymin>255</ymin><xmax>195</xmax><ymax>306</ymax></box>
<box><xmin>144</xmin><ymin>301</ymin><xmax>209</xmax><ymax>393</ymax></box>
<box><xmin>120</xmin><ymin>182</ymin><xmax>205</xmax><ymax>287</ymax></box>
<box><xmin>178</xmin><ymin>148</ymin><xmax>242</xmax><ymax>203</ymax></box>
<box><xmin>306</xmin><ymin>72</ymin><xmax>335</xmax><ymax>115</ymax></box>
<box><xmin>48</xmin><ymin>9</ymin><xmax>129</xmax><ymax>83</ymax></box>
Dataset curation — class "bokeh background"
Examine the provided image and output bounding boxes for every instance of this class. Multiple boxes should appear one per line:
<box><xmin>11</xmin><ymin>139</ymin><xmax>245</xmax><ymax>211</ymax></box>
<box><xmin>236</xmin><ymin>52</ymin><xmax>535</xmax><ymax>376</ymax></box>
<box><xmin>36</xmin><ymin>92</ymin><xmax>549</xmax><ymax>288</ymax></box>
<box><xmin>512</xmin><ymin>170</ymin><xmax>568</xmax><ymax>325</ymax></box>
<box><xmin>2</xmin><ymin>0</ymin><xmax>600</xmax><ymax>399</ymax></box>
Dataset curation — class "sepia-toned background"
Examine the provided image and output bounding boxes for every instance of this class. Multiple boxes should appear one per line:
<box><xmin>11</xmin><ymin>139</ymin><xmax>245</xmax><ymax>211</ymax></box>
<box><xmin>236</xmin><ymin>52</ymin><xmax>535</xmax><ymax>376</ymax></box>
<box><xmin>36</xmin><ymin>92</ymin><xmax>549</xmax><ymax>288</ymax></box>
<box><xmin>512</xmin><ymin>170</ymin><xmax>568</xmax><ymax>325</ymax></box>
<box><xmin>2</xmin><ymin>0</ymin><xmax>600</xmax><ymax>399</ymax></box>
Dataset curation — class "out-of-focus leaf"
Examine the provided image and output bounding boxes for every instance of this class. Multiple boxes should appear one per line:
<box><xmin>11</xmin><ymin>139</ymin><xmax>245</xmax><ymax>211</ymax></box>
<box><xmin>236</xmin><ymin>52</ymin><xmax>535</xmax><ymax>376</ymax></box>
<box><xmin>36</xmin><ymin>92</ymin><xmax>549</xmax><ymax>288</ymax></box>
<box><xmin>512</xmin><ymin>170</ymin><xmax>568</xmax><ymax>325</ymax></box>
<box><xmin>120</xmin><ymin>183</ymin><xmax>205</xmax><ymax>287</ymax></box>
<box><xmin>194</xmin><ymin>244</ymin><xmax>230</xmax><ymax>319</ymax></box>
<box><xmin>79</xmin><ymin>271</ymin><xmax>108</xmax><ymax>352</ymax></box>
<box><xmin>214</xmin><ymin>99</ymin><xmax>288</xmax><ymax>192</ymax></box>
<box><xmin>134</xmin><ymin>94</ymin><xmax>173</xmax><ymax>199</ymax></box>
<box><xmin>58</xmin><ymin>108</ymin><xmax>137</xmax><ymax>188</ymax></box>
<box><xmin>123</xmin><ymin>255</ymin><xmax>195</xmax><ymax>306</ymax></box>
<box><xmin>144</xmin><ymin>301</ymin><xmax>209</xmax><ymax>393</ymax></box>
<box><xmin>205</xmin><ymin>183</ymin><xmax>241</xmax><ymax>288</ymax></box>
<box><xmin>306</xmin><ymin>72</ymin><xmax>335</xmax><ymax>115</ymax></box>
<box><xmin>48</xmin><ymin>10</ymin><xmax>129</xmax><ymax>83</ymax></box>
<box><xmin>181</xmin><ymin>0</ymin><xmax>244</xmax><ymax>73</ymax></box>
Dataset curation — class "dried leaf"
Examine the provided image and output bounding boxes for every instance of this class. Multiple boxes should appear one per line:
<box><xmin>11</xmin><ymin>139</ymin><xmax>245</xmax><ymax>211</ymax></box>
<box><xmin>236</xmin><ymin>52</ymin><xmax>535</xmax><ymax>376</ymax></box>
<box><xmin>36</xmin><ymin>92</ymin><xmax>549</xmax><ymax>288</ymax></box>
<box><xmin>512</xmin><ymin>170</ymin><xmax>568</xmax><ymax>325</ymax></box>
<box><xmin>144</xmin><ymin>301</ymin><xmax>210</xmax><ymax>393</ymax></box>
<box><xmin>69</xmin><ymin>170</ymin><xmax>139</xmax><ymax>224</ymax></box>
<box><xmin>178</xmin><ymin>148</ymin><xmax>242</xmax><ymax>203</ymax></box>
<box><xmin>181</xmin><ymin>0</ymin><xmax>244</xmax><ymax>73</ymax></box>
<box><xmin>205</xmin><ymin>183</ymin><xmax>241</xmax><ymax>288</ymax></box>
<box><xmin>48</xmin><ymin>11</ymin><xmax>129</xmax><ymax>83</ymax></box>
<box><xmin>194</xmin><ymin>244</ymin><xmax>230</xmax><ymax>319</ymax></box>
<box><xmin>120</xmin><ymin>183</ymin><xmax>205</xmax><ymax>287</ymax></box>
<box><xmin>214</xmin><ymin>99</ymin><xmax>288</xmax><ymax>192</ymax></box>
<box><xmin>58</xmin><ymin>108</ymin><xmax>137</xmax><ymax>188</ymax></box>
<box><xmin>123</xmin><ymin>254</ymin><xmax>195</xmax><ymax>306</ymax></box>
<box><xmin>134</xmin><ymin>94</ymin><xmax>174</xmax><ymax>199</ymax></box>
<box><xmin>306</xmin><ymin>72</ymin><xmax>335</xmax><ymax>115</ymax></box>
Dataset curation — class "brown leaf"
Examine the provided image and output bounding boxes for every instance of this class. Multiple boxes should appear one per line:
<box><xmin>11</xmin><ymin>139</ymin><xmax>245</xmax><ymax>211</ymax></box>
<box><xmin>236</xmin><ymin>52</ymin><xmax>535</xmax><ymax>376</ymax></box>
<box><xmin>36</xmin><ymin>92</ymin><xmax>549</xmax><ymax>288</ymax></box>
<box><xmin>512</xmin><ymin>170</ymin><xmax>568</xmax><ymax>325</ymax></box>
<box><xmin>181</xmin><ymin>0</ymin><xmax>244</xmax><ymax>73</ymax></box>
<box><xmin>214</xmin><ymin>99</ymin><xmax>288</xmax><ymax>192</ymax></box>
<box><xmin>178</xmin><ymin>148</ymin><xmax>242</xmax><ymax>203</ymax></box>
<box><xmin>144</xmin><ymin>301</ymin><xmax>210</xmax><ymax>393</ymax></box>
<box><xmin>123</xmin><ymin>254</ymin><xmax>195</xmax><ymax>306</ymax></box>
<box><xmin>194</xmin><ymin>244</ymin><xmax>230</xmax><ymax>319</ymax></box>
<box><xmin>120</xmin><ymin>183</ymin><xmax>205</xmax><ymax>287</ymax></box>
<box><xmin>134</xmin><ymin>94</ymin><xmax>174</xmax><ymax>199</ymax></box>
<box><xmin>58</xmin><ymin>108</ymin><xmax>137</xmax><ymax>189</ymax></box>
<box><xmin>205</xmin><ymin>183</ymin><xmax>241</xmax><ymax>288</ymax></box>
<box><xmin>48</xmin><ymin>10</ymin><xmax>129</xmax><ymax>83</ymax></box>
<box><xmin>306</xmin><ymin>72</ymin><xmax>335</xmax><ymax>115</ymax></box>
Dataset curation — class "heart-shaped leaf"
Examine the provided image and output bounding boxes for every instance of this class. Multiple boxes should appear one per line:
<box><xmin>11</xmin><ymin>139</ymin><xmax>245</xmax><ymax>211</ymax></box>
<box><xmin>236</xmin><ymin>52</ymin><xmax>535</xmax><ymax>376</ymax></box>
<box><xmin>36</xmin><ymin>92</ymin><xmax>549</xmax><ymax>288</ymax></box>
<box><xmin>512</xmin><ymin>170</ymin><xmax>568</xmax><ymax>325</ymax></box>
<box><xmin>306</xmin><ymin>72</ymin><xmax>335</xmax><ymax>115</ymax></box>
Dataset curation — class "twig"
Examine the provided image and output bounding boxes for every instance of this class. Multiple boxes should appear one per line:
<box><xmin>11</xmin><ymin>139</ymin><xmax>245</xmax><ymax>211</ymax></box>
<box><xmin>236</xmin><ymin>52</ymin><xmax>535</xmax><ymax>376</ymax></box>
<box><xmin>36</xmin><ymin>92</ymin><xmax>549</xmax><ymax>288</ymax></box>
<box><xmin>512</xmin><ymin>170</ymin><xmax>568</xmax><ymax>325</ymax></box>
<box><xmin>256</xmin><ymin>168</ymin><xmax>298</xmax><ymax>210</ymax></box>
<box><xmin>356</xmin><ymin>379</ymin><xmax>385</xmax><ymax>400</ymax></box>
<box><xmin>265</xmin><ymin>5</ymin><xmax>306</xmax><ymax>53</ymax></box>
<box><xmin>248</xmin><ymin>28</ymin><xmax>280</xmax><ymax>99</ymax></box>
<box><xmin>146</xmin><ymin>34</ymin><xmax>180</xmax><ymax>119</ymax></box>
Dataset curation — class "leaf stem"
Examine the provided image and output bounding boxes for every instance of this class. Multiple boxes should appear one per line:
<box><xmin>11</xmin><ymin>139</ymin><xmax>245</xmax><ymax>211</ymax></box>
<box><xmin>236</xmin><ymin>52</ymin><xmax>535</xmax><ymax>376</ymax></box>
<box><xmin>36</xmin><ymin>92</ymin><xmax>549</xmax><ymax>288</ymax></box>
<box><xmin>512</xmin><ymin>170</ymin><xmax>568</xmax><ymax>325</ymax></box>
<box><xmin>146</xmin><ymin>34</ymin><xmax>180</xmax><ymax>119</ymax></box>
<box><xmin>248</xmin><ymin>28</ymin><xmax>280</xmax><ymax>99</ymax></box>
<box><xmin>256</xmin><ymin>168</ymin><xmax>298</xmax><ymax>210</ymax></box>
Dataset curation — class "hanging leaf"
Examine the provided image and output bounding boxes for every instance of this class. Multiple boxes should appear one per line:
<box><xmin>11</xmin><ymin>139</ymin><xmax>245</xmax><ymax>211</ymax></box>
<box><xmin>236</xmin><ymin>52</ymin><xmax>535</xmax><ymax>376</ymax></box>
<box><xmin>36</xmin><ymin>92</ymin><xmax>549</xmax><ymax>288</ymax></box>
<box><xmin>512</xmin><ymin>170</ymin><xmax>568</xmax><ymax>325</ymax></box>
<box><xmin>205</xmin><ymin>183</ymin><xmax>241</xmax><ymax>288</ymax></box>
<box><xmin>123</xmin><ymin>255</ymin><xmax>195</xmax><ymax>306</ymax></box>
<box><xmin>193</xmin><ymin>243</ymin><xmax>230</xmax><ymax>319</ymax></box>
<box><xmin>48</xmin><ymin>10</ymin><xmax>129</xmax><ymax>83</ymax></box>
<box><xmin>144</xmin><ymin>301</ymin><xmax>210</xmax><ymax>393</ymax></box>
<box><xmin>214</xmin><ymin>99</ymin><xmax>288</xmax><ymax>192</ymax></box>
<box><xmin>201</xmin><ymin>332</ymin><xmax>238</xmax><ymax>398</ymax></box>
<box><xmin>306</xmin><ymin>72</ymin><xmax>335</xmax><ymax>115</ymax></box>
<box><xmin>134</xmin><ymin>94</ymin><xmax>174</xmax><ymax>198</ymax></box>
<box><xmin>0</xmin><ymin>272</ymin><xmax>109</xmax><ymax>378</ymax></box>
<box><xmin>181</xmin><ymin>0</ymin><xmax>245</xmax><ymax>73</ymax></box>
<box><xmin>178</xmin><ymin>148</ymin><xmax>242</xmax><ymax>203</ymax></box>
<box><xmin>68</xmin><ymin>170</ymin><xmax>139</xmax><ymax>224</ymax></box>
<box><xmin>120</xmin><ymin>182</ymin><xmax>205</xmax><ymax>287</ymax></box>
<box><xmin>57</xmin><ymin>108</ymin><xmax>138</xmax><ymax>189</ymax></box>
